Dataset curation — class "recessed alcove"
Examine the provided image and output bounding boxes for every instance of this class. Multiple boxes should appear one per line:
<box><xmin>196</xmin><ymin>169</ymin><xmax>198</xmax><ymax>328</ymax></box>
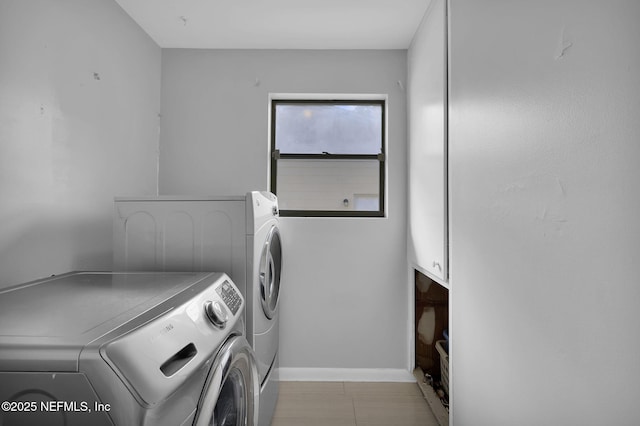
<box><xmin>414</xmin><ymin>269</ymin><xmax>449</xmax><ymax>425</ymax></box>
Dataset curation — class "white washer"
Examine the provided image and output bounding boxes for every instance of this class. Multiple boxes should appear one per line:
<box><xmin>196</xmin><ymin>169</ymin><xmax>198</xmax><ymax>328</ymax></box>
<box><xmin>0</xmin><ymin>271</ymin><xmax>259</xmax><ymax>426</ymax></box>
<box><xmin>113</xmin><ymin>191</ymin><xmax>282</xmax><ymax>426</ymax></box>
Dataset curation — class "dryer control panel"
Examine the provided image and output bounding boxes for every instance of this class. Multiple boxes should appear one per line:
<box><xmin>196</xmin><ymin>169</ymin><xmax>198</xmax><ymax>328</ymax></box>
<box><xmin>216</xmin><ymin>281</ymin><xmax>242</xmax><ymax>315</ymax></box>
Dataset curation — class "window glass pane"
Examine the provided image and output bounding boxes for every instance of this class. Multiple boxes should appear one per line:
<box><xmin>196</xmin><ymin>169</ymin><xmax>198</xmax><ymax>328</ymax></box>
<box><xmin>353</xmin><ymin>194</ymin><xmax>379</xmax><ymax>211</ymax></box>
<box><xmin>276</xmin><ymin>159</ymin><xmax>380</xmax><ymax>211</ymax></box>
<box><xmin>275</xmin><ymin>103</ymin><xmax>382</xmax><ymax>154</ymax></box>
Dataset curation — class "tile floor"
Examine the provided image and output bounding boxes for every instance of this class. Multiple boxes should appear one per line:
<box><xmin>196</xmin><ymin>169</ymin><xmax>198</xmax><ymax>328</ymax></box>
<box><xmin>271</xmin><ymin>381</ymin><xmax>440</xmax><ymax>426</ymax></box>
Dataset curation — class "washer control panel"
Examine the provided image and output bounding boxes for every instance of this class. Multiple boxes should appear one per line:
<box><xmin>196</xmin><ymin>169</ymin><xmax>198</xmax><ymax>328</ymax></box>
<box><xmin>205</xmin><ymin>300</ymin><xmax>229</xmax><ymax>329</ymax></box>
<box><xmin>101</xmin><ymin>272</ymin><xmax>244</xmax><ymax>406</ymax></box>
<box><xmin>216</xmin><ymin>280</ymin><xmax>242</xmax><ymax>315</ymax></box>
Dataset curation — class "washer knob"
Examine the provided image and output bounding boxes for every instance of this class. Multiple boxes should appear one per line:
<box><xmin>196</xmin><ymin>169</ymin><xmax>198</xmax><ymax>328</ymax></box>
<box><xmin>205</xmin><ymin>300</ymin><xmax>228</xmax><ymax>329</ymax></box>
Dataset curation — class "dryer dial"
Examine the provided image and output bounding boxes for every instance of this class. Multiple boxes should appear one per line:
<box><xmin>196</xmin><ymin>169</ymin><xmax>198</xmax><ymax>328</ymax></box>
<box><xmin>204</xmin><ymin>300</ymin><xmax>228</xmax><ymax>329</ymax></box>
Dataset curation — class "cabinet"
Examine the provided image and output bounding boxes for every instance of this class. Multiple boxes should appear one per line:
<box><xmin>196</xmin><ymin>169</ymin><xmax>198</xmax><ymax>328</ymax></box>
<box><xmin>407</xmin><ymin>0</ymin><xmax>448</xmax><ymax>284</ymax></box>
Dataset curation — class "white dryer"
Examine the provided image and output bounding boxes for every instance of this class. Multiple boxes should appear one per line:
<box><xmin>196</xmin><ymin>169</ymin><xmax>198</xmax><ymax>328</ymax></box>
<box><xmin>246</xmin><ymin>192</ymin><xmax>282</xmax><ymax>426</ymax></box>
<box><xmin>0</xmin><ymin>271</ymin><xmax>259</xmax><ymax>426</ymax></box>
<box><xmin>113</xmin><ymin>191</ymin><xmax>282</xmax><ymax>426</ymax></box>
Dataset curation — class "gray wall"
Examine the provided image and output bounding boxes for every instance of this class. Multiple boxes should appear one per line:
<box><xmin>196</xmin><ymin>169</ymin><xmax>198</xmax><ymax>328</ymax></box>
<box><xmin>160</xmin><ymin>49</ymin><xmax>411</xmax><ymax>377</ymax></box>
<box><xmin>0</xmin><ymin>0</ymin><xmax>161</xmax><ymax>287</ymax></box>
<box><xmin>447</xmin><ymin>0</ymin><xmax>640</xmax><ymax>424</ymax></box>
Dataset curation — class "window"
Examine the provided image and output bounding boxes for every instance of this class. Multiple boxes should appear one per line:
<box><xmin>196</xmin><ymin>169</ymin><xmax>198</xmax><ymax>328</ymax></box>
<box><xmin>270</xmin><ymin>98</ymin><xmax>386</xmax><ymax>217</ymax></box>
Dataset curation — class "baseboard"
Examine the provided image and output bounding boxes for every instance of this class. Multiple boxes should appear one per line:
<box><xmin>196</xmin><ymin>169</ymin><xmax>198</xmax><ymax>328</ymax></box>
<box><xmin>278</xmin><ymin>368</ymin><xmax>416</xmax><ymax>382</ymax></box>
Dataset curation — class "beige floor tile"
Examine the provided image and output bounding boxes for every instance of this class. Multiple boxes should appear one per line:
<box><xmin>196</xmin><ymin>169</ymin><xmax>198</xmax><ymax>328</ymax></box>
<box><xmin>271</xmin><ymin>418</ymin><xmax>357</xmax><ymax>426</ymax></box>
<box><xmin>353</xmin><ymin>395</ymin><xmax>439</xmax><ymax>426</ymax></box>
<box><xmin>344</xmin><ymin>381</ymin><xmax>424</xmax><ymax>397</ymax></box>
<box><xmin>279</xmin><ymin>380</ymin><xmax>346</xmax><ymax>395</ymax></box>
<box><xmin>273</xmin><ymin>393</ymin><xmax>355</xmax><ymax>423</ymax></box>
<box><xmin>271</xmin><ymin>381</ymin><xmax>439</xmax><ymax>426</ymax></box>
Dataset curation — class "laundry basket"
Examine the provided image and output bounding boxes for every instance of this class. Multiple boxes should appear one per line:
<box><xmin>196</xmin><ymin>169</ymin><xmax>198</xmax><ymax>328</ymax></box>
<box><xmin>435</xmin><ymin>340</ymin><xmax>449</xmax><ymax>395</ymax></box>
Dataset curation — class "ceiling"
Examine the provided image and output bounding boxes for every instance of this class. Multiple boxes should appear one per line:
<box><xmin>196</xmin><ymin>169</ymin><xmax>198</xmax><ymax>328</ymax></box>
<box><xmin>114</xmin><ymin>0</ymin><xmax>430</xmax><ymax>49</ymax></box>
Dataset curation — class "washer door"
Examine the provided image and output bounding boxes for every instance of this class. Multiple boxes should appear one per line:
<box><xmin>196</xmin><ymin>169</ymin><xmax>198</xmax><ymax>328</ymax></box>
<box><xmin>258</xmin><ymin>225</ymin><xmax>282</xmax><ymax>319</ymax></box>
<box><xmin>194</xmin><ymin>336</ymin><xmax>259</xmax><ymax>426</ymax></box>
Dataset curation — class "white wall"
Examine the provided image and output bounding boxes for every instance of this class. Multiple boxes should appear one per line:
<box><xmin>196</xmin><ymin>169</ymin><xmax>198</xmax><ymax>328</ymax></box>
<box><xmin>0</xmin><ymin>0</ymin><xmax>161</xmax><ymax>288</ymax></box>
<box><xmin>160</xmin><ymin>50</ymin><xmax>411</xmax><ymax>377</ymax></box>
<box><xmin>448</xmin><ymin>1</ymin><xmax>640</xmax><ymax>424</ymax></box>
